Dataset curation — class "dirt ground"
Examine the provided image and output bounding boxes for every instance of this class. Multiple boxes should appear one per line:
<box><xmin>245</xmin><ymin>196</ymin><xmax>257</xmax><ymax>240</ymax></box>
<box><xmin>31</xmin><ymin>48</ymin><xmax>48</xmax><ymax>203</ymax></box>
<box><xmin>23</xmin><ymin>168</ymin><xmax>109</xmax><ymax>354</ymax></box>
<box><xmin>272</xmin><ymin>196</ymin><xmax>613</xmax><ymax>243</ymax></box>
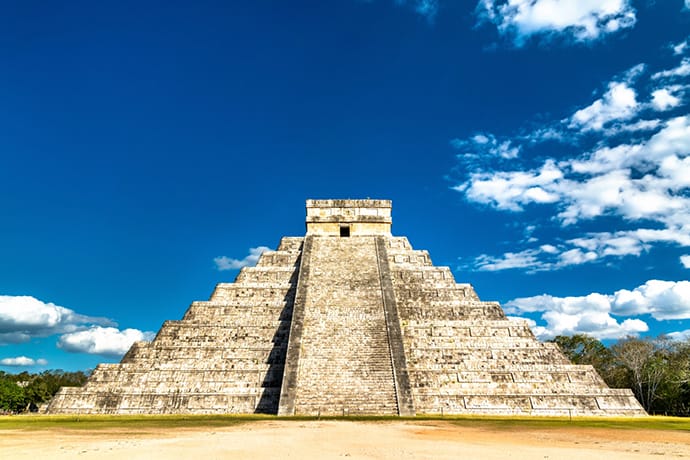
<box><xmin>2</xmin><ymin>420</ymin><xmax>689</xmax><ymax>459</ymax></box>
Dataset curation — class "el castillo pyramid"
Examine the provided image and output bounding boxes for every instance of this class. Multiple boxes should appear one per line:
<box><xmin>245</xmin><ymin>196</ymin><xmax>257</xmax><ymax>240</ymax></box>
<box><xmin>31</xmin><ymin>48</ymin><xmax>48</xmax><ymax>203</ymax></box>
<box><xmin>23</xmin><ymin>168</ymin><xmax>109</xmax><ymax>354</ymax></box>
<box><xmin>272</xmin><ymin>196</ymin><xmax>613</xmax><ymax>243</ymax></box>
<box><xmin>47</xmin><ymin>199</ymin><xmax>645</xmax><ymax>416</ymax></box>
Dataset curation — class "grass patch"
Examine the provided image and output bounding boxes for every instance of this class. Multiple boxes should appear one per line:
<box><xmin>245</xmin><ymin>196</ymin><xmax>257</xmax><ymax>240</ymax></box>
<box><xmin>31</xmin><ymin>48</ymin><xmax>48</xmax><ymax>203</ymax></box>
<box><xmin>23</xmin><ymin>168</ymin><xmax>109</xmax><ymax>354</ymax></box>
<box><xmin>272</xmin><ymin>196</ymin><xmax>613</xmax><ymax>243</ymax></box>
<box><xmin>0</xmin><ymin>414</ymin><xmax>271</xmax><ymax>431</ymax></box>
<box><xmin>419</xmin><ymin>414</ymin><xmax>690</xmax><ymax>432</ymax></box>
<box><xmin>1</xmin><ymin>414</ymin><xmax>688</xmax><ymax>432</ymax></box>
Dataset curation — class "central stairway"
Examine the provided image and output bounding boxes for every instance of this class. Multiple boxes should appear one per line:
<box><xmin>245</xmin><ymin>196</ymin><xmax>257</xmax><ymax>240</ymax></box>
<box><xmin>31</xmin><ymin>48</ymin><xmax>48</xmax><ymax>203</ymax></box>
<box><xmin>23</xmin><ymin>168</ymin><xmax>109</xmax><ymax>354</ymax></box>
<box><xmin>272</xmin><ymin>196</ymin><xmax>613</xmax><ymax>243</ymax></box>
<box><xmin>290</xmin><ymin>236</ymin><xmax>398</xmax><ymax>415</ymax></box>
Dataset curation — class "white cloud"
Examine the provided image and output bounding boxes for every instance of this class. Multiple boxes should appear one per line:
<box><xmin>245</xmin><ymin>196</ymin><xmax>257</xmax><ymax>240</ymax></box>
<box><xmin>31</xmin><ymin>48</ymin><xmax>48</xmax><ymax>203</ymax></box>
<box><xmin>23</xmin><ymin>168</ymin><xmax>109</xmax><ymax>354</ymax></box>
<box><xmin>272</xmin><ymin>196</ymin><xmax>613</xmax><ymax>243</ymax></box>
<box><xmin>673</xmin><ymin>38</ymin><xmax>689</xmax><ymax>56</ymax></box>
<box><xmin>611</xmin><ymin>280</ymin><xmax>690</xmax><ymax>320</ymax></box>
<box><xmin>507</xmin><ymin>280</ymin><xmax>690</xmax><ymax>331</ymax></box>
<box><xmin>606</xmin><ymin>118</ymin><xmax>662</xmax><ymax>134</ymax></box>
<box><xmin>0</xmin><ymin>295</ymin><xmax>149</xmax><ymax>358</ymax></box>
<box><xmin>509</xmin><ymin>280</ymin><xmax>690</xmax><ymax>338</ymax></box>
<box><xmin>467</xmin><ymin>228</ymin><xmax>690</xmax><ymax>273</ymax></box>
<box><xmin>668</xmin><ymin>328</ymin><xmax>690</xmax><ymax>341</ymax></box>
<box><xmin>456</xmin><ymin>159</ymin><xmax>563</xmax><ymax>211</ymax></box>
<box><xmin>652</xmin><ymin>58</ymin><xmax>690</xmax><ymax>80</ymax></box>
<box><xmin>476</xmin><ymin>0</ymin><xmax>636</xmax><ymax>46</ymax></box>
<box><xmin>0</xmin><ymin>356</ymin><xmax>48</xmax><ymax>367</ymax></box>
<box><xmin>681</xmin><ymin>255</ymin><xmax>690</xmax><ymax>268</ymax></box>
<box><xmin>0</xmin><ymin>295</ymin><xmax>114</xmax><ymax>345</ymax></box>
<box><xmin>450</xmin><ymin>133</ymin><xmax>520</xmax><ymax>160</ymax></box>
<box><xmin>58</xmin><ymin>326</ymin><xmax>155</xmax><ymax>357</ymax></box>
<box><xmin>461</xmin><ymin>114</ymin><xmax>690</xmax><ymax>231</ymax></box>
<box><xmin>506</xmin><ymin>290</ymin><xmax>649</xmax><ymax>340</ymax></box>
<box><xmin>651</xmin><ymin>88</ymin><xmax>681</xmax><ymax>111</ymax></box>
<box><xmin>214</xmin><ymin>246</ymin><xmax>271</xmax><ymax>271</ymax></box>
<box><xmin>471</xmin><ymin>249</ymin><xmax>542</xmax><ymax>271</ymax></box>
<box><xmin>569</xmin><ymin>82</ymin><xmax>639</xmax><ymax>131</ymax></box>
<box><xmin>540</xmin><ymin>244</ymin><xmax>558</xmax><ymax>254</ymax></box>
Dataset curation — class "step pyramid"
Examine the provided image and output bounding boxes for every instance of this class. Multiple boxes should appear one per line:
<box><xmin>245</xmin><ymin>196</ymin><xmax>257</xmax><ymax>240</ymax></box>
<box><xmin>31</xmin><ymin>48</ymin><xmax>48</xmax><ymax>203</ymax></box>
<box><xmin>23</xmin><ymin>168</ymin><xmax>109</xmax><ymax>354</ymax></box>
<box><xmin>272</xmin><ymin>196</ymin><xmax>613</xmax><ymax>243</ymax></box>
<box><xmin>47</xmin><ymin>199</ymin><xmax>646</xmax><ymax>416</ymax></box>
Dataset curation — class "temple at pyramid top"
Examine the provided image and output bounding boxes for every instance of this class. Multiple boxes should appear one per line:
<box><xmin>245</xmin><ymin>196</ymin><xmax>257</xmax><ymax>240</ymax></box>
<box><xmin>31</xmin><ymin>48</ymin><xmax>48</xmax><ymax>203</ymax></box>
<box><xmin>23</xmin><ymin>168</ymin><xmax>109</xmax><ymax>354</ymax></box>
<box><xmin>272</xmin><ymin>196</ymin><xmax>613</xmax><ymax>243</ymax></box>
<box><xmin>306</xmin><ymin>199</ymin><xmax>392</xmax><ymax>236</ymax></box>
<box><xmin>46</xmin><ymin>198</ymin><xmax>646</xmax><ymax>417</ymax></box>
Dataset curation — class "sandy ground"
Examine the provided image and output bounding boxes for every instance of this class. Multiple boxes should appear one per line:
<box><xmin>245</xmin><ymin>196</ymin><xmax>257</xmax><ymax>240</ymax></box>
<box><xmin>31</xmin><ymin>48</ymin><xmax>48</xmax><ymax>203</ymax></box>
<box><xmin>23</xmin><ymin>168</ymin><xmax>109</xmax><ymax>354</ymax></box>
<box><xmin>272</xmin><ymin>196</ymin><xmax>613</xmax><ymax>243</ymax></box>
<box><xmin>2</xmin><ymin>420</ymin><xmax>689</xmax><ymax>459</ymax></box>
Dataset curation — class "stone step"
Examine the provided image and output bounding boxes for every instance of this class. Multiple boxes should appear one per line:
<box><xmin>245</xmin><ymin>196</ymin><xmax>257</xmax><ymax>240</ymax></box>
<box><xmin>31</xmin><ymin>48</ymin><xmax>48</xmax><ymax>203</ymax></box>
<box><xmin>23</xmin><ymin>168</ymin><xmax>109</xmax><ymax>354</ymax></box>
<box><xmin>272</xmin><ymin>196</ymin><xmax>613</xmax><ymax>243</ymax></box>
<box><xmin>254</xmin><ymin>252</ymin><xmax>300</xmax><ymax>269</ymax></box>
<box><xmin>399</xmin><ymin>305</ymin><xmax>505</xmax><ymax>320</ymax></box>
<box><xmin>234</xmin><ymin>266</ymin><xmax>299</xmax><ymax>284</ymax></box>
<box><xmin>122</xmin><ymin>346</ymin><xmax>286</xmax><ymax>362</ymax></box>
<box><xmin>394</xmin><ymin>287</ymin><xmax>480</xmax><ymax>301</ymax></box>
<box><xmin>276</xmin><ymin>237</ymin><xmax>304</xmax><ymax>252</ymax></box>
<box><xmin>210</xmin><ymin>284</ymin><xmax>296</xmax><ymax>302</ymax></box>
<box><xmin>407</xmin><ymin>349</ymin><xmax>570</xmax><ymax>366</ymax></box>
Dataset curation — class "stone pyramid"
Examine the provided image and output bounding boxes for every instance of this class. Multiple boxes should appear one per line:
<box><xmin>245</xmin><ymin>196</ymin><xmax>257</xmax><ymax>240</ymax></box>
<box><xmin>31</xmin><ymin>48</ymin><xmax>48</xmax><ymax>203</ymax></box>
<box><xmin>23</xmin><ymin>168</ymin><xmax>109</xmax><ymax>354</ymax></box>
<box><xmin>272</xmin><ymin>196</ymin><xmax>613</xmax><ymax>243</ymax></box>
<box><xmin>47</xmin><ymin>199</ymin><xmax>645</xmax><ymax>416</ymax></box>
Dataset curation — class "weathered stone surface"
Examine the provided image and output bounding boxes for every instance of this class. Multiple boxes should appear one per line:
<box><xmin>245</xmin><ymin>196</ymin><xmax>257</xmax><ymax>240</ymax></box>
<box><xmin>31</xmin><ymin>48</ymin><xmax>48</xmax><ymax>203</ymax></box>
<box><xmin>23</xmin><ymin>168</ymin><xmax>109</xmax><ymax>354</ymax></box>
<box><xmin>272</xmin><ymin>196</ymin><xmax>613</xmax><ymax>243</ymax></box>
<box><xmin>47</xmin><ymin>199</ymin><xmax>646</xmax><ymax>416</ymax></box>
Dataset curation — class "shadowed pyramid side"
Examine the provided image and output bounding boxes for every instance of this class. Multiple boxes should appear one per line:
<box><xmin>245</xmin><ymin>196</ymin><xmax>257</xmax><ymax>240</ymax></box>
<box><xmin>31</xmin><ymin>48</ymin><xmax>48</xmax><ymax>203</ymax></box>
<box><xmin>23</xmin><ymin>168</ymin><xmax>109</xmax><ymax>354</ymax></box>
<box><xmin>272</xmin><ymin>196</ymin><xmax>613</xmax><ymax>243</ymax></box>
<box><xmin>46</xmin><ymin>237</ymin><xmax>303</xmax><ymax>414</ymax></box>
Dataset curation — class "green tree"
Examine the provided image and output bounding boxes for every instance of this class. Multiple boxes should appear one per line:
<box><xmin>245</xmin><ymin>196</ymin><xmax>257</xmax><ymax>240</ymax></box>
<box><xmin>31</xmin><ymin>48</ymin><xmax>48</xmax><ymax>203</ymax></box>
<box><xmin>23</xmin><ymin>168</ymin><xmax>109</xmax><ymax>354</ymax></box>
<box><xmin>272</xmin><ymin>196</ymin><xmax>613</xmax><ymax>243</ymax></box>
<box><xmin>0</xmin><ymin>378</ymin><xmax>26</xmax><ymax>413</ymax></box>
<box><xmin>0</xmin><ymin>369</ymin><xmax>91</xmax><ymax>412</ymax></box>
<box><xmin>652</xmin><ymin>339</ymin><xmax>690</xmax><ymax>415</ymax></box>
<box><xmin>550</xmin><ymin>334</ymin><xmax>624</xmax><ymax>386</ymax></box>
<box><xmin>610</xmin><ymin>336</ymin><xmax>679</xmax><ymax>413</ymax></box>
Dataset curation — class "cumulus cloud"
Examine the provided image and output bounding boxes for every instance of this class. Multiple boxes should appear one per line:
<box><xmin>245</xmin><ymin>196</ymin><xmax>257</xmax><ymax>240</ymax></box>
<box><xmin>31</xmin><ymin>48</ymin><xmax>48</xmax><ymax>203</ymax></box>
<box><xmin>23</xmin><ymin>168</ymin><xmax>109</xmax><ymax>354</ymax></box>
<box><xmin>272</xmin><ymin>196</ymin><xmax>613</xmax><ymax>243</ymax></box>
<box><xmin>651</xmin><ymin>88</ymin><xmax>681</xmax><ymax>111</ymax></box>
<box><xmin>507</xmin><ymin>280</ymin><xmax>690</xmax><ymax>339</ymax></box>
<box><xmin>58</xmin><ymin>326</ymin><xmax>155</xmax><ymax>357</ymax></box>
<box><xmin>569</xmin><ymin>81</ymin><xmax>640</xmax><ymax>131</ymax></box>
<box><xmin>455</xmin><ymin>159</ymin><xmax>563</xmax><ymax>211</ymax></box>
<box><xmin>652</xmin><ymin>58</ymin><xmax>690</xmax><ymax>80</ymax></box>
<box><xmin>506</xmin><ymin>291</ymin><xmax>649</xmax><ymax>340</ymax></box>
<box><xmin>0</xmin><ymin>295</ymin><xmax>114</xmax><ymax>345</ymax></box>
<box><xmin>214</xmin><ymin>246</ymin><xmax>271</xmax><ymax>271</ymax></box>
<box><xmin>450</xmin><ymin>133</ymin><xmax>520</xmax><ymax>161</ymax></box>
<box><xmin>682</xmin><ymin>255</ymin><xmax>690</xmax><ymax>268</ymax></box>
<box><xmin>668</xmin><ymin>328</ymin><xmax>690</xmax><ymax>341</ymax></box>
<box><xmin>0</xmin><ymin>295</ymin><xmax>151</xmax><ymax>358</ymax></box>
<box><xmin>672</xmin><ymin>38</ymin><xmax>689</xmax><ymax>56</ymax></box>
<box><xmin>476</xmin><ymin>0</ymin><xmax>636</xmax><ymax>46</ymax></box>
<box><xmin>611</xmin><ymin>280</ymin><xmax>690</xmax><ymax>320</ymax></box>
<box><xmin>0</xmin><ymin>356</ymin><xmax>48</xmax><ymax>367</ymax></box>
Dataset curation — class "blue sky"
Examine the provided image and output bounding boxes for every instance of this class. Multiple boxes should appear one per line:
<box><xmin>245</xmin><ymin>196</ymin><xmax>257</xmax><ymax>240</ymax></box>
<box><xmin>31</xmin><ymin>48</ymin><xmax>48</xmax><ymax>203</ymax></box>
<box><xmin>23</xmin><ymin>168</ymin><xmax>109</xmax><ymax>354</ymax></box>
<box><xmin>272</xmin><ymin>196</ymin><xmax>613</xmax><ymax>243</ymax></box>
<box><xmin>2</xmin><ymin>0</ymin><xmax>690</xmax><ymax>372</ymax></box>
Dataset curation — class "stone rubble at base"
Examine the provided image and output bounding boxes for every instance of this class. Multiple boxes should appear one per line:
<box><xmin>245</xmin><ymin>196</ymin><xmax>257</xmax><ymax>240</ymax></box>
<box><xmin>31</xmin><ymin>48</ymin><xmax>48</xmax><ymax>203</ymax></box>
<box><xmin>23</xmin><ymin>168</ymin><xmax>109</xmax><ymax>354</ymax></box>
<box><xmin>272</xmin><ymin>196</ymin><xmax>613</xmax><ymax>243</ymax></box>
<box><xmin>46</xmin><ymin>199</ymin><xmax>646</xmax><ymax>416</ymax></box>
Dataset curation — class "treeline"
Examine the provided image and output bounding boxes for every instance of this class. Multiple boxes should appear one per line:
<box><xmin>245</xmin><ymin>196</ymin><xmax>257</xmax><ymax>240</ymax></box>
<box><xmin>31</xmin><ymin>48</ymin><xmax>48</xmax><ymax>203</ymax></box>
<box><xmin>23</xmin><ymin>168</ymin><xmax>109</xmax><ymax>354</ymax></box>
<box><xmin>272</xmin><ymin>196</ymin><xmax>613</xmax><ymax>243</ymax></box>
<box><xmin>0</xmin><ymin>370</ymin><xmax>90</xmax><ymax>413</ymax></box>
<box><xmin>551</xmin><ymin>335</ymin><xmax>690</xmax><ymax>416</ymax></box>
<box><xmin>1</xmin><ymin>336</ymin><xmax>689</xmax><ymax>416</ymax></box>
